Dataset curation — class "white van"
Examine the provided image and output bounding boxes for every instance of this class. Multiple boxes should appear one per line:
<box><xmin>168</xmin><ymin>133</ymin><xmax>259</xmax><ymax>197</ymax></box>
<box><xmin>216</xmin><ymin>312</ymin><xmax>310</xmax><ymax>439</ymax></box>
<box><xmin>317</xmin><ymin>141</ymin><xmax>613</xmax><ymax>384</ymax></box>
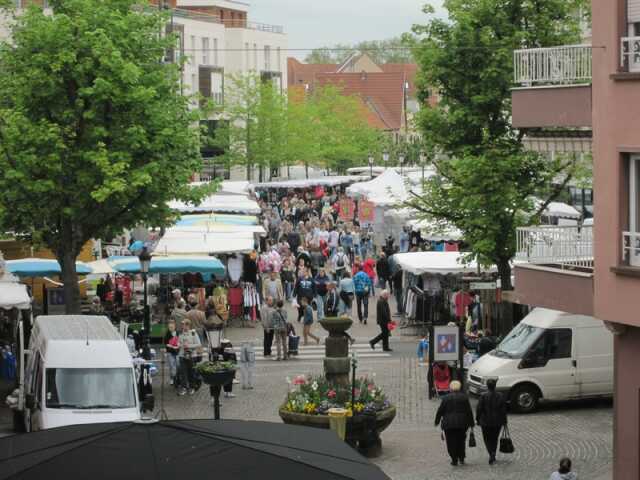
<box><xmin>10</xmin><ymin>315</ymin><xmax>142</xmax><ymax>431</ymax></box>
<box><xmin>467</xmin><ymin>308</ymin><xmax>613</xmax><ymax>413</ymax></box>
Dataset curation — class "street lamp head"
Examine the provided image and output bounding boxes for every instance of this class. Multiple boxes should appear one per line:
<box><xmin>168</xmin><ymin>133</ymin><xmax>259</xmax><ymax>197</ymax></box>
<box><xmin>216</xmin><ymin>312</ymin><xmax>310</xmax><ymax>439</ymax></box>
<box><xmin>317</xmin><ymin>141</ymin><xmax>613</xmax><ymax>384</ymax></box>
<box><xmin>398</xmin><ymin>154</ymin><xmax>405</xmax><ymax>165</ymax></box>
<box><xmin>138</xmin><ymin>246</ymin><xmax>152</xmax><ymax>274</ymax></box>
<box><xmin>368</xmin><ymin>155</ymin><xmax>374</xmax><ymax>166</ymax></box>
<box><xmin>420</xmin><ymin>151</ymin><xmax>427</xmax><ymax>164</ymax></box>
<box><xmin>382</xmin><ymin>152</ymin><xmax>389</xmax><ymax>163</ymax></box>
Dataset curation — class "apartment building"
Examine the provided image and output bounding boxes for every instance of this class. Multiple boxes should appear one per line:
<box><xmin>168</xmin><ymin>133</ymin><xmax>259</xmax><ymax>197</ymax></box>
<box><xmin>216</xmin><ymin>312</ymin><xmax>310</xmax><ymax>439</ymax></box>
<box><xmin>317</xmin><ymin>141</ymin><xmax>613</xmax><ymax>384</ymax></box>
<box><xmin>511</xmin><ymin>2</ymin><xmax>640</xmax><ymax>478</ymax></box>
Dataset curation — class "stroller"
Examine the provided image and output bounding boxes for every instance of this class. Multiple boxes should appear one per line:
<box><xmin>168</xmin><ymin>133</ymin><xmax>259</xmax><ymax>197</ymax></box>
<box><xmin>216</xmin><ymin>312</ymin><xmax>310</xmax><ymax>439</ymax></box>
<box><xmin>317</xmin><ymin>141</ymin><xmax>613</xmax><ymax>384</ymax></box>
<box><xmin>287</xmin><ymin>322</ymin><xmax>300</xmax><ymax>356</ymax></box>
<box><xmin>432</xmin><ymin>362</ymin><xmax>452</xmax><ymax>397</ymax></box>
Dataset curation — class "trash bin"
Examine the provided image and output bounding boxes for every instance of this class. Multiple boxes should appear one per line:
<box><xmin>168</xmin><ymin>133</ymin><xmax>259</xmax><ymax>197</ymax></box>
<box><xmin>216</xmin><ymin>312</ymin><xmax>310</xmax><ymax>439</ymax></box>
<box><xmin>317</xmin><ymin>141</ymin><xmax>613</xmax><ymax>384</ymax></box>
<box><xmin>327</xmin><ymin>408</ymin><xmax>348</xmax><ymax>440</ymax></box>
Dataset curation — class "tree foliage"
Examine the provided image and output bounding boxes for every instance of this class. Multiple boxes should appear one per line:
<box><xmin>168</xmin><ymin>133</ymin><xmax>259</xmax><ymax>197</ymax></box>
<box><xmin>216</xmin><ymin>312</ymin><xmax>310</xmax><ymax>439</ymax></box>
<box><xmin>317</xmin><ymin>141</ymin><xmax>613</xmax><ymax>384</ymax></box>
<box><xmin>406</xmin><ymin>0</ymin><xmax>590</xmax><ymax>288</ymax></box>
<box><xmin>304</xmin><ymin>37</ymin><xmax>413</xmax><ymax>65</ymax></box>
<box><xmin>0</xmin><ymin>0</ymin><xmax>211</xmax><ymax>312</ymax></box>
<box><xmin>218</xmin><ymin>76</ymin><xmax>380</xmax><ymax>178</ymax></box>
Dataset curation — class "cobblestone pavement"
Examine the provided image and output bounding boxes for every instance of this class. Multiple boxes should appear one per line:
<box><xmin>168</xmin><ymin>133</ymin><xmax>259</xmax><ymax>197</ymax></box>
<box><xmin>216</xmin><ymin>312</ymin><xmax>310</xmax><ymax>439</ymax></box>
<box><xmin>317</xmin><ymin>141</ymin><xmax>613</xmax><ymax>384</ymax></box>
<box><xmin>154</xmin><ymin>307</ymin><xmax>613</xmax><ymax>480</ymax></box>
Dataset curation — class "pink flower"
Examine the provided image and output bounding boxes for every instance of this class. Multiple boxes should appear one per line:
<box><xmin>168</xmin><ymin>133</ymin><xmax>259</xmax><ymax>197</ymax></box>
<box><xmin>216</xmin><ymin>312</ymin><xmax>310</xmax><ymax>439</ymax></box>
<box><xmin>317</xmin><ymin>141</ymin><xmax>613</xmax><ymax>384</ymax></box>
<box><xmin>327</xmin><ymin>389</ymin><xmax>336</xmax><ymax>398</ymax></box>
<box><xmin>367</xmin><ymin>384</ymin><xmax>375</xmax><ymax>391</ymax></box>
<box><xmin>292</xmin><ymin>375</ymin><xmax>307</xmax><ymax>386</ymax></box>
<box><xmin>354</xmin><ymin>388</ymin><xmax>361</xmax><ymax>397</ymax></box>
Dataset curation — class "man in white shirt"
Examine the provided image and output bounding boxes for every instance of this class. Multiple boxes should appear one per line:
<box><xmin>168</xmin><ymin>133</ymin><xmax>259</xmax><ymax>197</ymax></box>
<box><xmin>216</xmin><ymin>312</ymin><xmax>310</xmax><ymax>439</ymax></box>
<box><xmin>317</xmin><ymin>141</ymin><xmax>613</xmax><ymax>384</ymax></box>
<box><xmin>329</xmin><ymin>228</ymin><xmax>339</xmax><ymax>257</ymax></box>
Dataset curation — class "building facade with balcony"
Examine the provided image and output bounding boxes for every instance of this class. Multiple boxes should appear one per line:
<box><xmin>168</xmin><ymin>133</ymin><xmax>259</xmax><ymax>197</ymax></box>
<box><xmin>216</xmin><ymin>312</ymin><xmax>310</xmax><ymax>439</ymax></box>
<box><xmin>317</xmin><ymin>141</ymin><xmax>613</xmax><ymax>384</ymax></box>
<box><xmin>513</xmin><ymin>2</ymin><xmax>640</xmax><ymax>478</ymax></box>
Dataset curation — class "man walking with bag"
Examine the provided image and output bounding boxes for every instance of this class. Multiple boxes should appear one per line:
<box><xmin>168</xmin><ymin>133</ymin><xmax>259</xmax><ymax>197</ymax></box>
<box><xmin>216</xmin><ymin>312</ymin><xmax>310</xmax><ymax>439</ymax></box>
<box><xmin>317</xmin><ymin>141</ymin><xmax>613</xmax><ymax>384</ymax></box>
<box><xmin>369</xmin><ymin>290</ymin><xmax>392</xmax><ymax>352</ymax></box>
<box><xmin>475</xmin><ymin>378</ymin><xmax>508</xmax><ymax>465</ymax></box>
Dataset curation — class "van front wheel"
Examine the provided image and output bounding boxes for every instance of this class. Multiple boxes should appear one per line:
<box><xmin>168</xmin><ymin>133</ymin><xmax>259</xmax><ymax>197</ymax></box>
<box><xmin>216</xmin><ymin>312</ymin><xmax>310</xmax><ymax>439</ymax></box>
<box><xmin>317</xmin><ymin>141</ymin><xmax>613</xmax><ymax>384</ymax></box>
<box><xmin>510</xmin><ymin>384</ymin><xmax>539</xmax><ymax>413</ymax></box>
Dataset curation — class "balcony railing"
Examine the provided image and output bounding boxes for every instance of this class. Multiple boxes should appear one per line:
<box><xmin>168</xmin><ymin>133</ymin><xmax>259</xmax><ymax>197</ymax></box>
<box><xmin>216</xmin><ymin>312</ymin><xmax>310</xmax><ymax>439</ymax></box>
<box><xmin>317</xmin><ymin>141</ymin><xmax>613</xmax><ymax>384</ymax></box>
<box><xmin>225</xmin><ymin>19</ymin><xmax>284</xmax><ymax>34</ymax></box>
<box><xmin>622</xmin><ymin>231</ymin><xmax>640</xmax><ymax>267</ymax></box>
<box><xmin>211</xmin><ymin>91</ymin><xmax>224</xmax><ymax>105</ymax></box>
<box><xmin>514</xmin><ymin>45</ymin><xmax>592</xmax><ymax>86</ymax></box>
<box><xmin>621</xmin><ymin>37</ymin><xmax>640</xmax><ymax>73</ymax></box>
<box><xmin>516</xmin><ymin>225</ymin><xmax>593</xmax><ymax>269</ymax></box>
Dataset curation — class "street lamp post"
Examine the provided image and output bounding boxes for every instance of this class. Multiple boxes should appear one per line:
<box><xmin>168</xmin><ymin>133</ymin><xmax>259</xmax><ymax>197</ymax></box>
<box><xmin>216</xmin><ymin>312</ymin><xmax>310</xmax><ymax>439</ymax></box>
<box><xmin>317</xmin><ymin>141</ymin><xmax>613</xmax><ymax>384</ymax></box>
<box><xmin>398</xmin><ymin>154</ymin><xmax>405</xmax><ymax>175</ymax></box>
<box><xmin>420</xmin><ymin>151</ymin><xmax>427</xmax><ymax>182</ymax></box>
<box><xmin>368</xmin><ymin>154</ymin><xmax>374</xmax><ymax>178</ymax></box>
<box><xmin>382</xmin><ymin>151</ymin><xmax>389</xmax><ymax>169</ymax></box>
<box><xmin>138</xmin><ymin>247</ymin><xmax>152</xmax><ymax>360</ymax></box>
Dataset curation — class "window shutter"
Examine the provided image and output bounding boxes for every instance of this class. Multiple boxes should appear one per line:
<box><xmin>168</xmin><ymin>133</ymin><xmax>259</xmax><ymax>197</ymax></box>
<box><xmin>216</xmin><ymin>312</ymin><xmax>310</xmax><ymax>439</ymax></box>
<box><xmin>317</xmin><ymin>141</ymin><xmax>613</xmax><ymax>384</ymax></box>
<box><xmin>629</xmin><ymin>0</ymin><xmax>640</xmax><ymax>23</ymax></box>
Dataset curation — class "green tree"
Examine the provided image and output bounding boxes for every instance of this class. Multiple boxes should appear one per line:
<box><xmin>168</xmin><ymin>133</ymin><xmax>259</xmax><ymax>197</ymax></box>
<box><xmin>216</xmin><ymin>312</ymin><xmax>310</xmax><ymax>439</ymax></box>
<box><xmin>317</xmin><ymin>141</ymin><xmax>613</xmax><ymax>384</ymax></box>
<box><xmin>0</xmin><ymin>0</ymin><xmax>211</xmax><ymax>313</ymax></box>
<box><xmin>217</xmin><ymin>73</ymin><xmax>288</xmax><ymax>182</ymax></box>
<box><xmin>406</xmin><ymin>0</ymin><xmax>589</xmax><ymax>289</ymax></box>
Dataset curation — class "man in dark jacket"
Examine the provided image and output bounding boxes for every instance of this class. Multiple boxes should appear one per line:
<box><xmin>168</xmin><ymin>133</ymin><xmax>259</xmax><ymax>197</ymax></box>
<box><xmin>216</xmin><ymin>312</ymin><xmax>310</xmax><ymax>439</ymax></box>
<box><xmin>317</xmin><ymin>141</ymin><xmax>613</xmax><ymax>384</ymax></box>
<box><xmin>478</xmin><ymin>330</ymin><xmax>497</xmax><ymax>357</ymax></box>
<box><xmin>369</xmin><ymin>290</ymin><xmax>392</xmax><ymax>351</ymax></box>
<box><xmin>435</xmin><ymin>381</ymin><xmax>475</xmax><ymax>466</ymax></box>
<box><xmin>294</xmin><ymin>270</ymin><xmax>315</xmax><ymax>322</ymax></box>
<box><xmin>475</xmin><ymin>378</ymin><xmax>508</xmax><ymax>464</ymax></box>
<box><xmin>376</xmin><ymin>253</ymin><xmax>391</xmax><ymax>292</ymax></box>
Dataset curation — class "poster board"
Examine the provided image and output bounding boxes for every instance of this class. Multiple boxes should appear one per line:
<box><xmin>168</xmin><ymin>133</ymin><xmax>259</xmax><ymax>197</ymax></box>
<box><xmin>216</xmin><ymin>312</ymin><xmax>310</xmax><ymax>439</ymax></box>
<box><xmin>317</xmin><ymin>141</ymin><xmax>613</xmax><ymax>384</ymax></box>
<box><xmin>358</xmin><ymin>200</ymin><xmax>375</xmax><ymax>224</ymax></box>
<box><xmin>433</xmin><ymin>326</ymin><xmax>460</xmax><ymax>362</ymax></box>
<box><xmin>338</xmin><ymin>198</ymin><xmax>356</xmax><ymax>222</ymax></box>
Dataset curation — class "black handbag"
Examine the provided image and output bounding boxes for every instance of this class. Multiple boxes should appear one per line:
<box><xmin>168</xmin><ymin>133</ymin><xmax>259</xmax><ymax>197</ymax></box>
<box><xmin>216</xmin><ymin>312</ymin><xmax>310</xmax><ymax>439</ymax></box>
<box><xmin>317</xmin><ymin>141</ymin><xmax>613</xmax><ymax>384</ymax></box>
<box><xmin>468</xmin><ymin>430</ymin><xmax>477</xmax><ymax>448</ymax></box>
<box><xmin>499</xmin><ymin>425</ymin><xmax>515</xmax><ymax>454</ymax></box>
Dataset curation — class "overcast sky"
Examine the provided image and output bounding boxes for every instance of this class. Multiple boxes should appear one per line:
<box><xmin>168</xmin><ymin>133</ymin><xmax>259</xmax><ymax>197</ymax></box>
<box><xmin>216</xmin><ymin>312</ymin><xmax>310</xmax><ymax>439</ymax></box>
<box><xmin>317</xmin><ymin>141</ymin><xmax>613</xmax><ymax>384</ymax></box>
<box><xmin>250</xmin><ymin>0</ymin><xmax>444</xmax><ymax>60</ymax></box>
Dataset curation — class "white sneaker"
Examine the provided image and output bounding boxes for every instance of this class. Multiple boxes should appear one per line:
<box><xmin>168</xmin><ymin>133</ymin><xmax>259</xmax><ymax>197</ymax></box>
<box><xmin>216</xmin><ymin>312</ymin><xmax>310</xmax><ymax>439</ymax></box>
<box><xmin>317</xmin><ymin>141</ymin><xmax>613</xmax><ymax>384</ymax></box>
<box><xmin>232</xmin><ymin>379</ymin><xmax>240</xmax><ymax>384</ymax></box>
<box><xmin>224</xmin><ymin>392</ymin><xmax>236</xmax><ymax>398</ymax></box>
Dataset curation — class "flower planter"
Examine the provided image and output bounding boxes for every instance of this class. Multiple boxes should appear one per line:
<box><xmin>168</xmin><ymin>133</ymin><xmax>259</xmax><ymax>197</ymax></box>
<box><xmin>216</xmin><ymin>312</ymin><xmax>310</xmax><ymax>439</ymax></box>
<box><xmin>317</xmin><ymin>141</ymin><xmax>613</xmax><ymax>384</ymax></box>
<box><xmin>319</xmin><ymin>317</ymin><xmax>353</xmax><ymax>335</ymax></box>
<box><xmin>199</xmin><ymin>369</ymin><xmax>236</xmax><ymax>387</ymax></box>
<box><xmin>279</xmin><ymin>405</ymin><xmax>396</xmax><ymax>458</ymax></box>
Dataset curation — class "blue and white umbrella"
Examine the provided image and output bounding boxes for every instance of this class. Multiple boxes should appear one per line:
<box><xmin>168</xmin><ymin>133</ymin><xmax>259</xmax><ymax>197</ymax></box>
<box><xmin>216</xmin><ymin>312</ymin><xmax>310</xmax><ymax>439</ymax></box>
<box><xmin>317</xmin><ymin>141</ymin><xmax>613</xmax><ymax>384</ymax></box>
<box><xmin>6</xmin><ymin>258</ymin><xmax>93</xmax><ymax>277</ymax></box>
<box><xmin>110</xmin><ymin>255</ymin><xmax>226</xmax><ymax>276</ymax></box>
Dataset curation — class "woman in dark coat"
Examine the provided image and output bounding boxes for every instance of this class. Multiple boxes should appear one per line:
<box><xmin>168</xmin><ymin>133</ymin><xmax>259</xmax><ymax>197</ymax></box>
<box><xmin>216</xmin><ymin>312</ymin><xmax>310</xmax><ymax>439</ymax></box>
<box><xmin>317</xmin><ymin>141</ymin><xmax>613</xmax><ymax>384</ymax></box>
<box><xmin>475</xmin><ymin>378</ymin><xmax>508</xmax><ymax>465</ymax></box>
<box><xmin>435</xmin><ymin>380</ymin><xmax>475</xmax><ymax>466</ymax></box>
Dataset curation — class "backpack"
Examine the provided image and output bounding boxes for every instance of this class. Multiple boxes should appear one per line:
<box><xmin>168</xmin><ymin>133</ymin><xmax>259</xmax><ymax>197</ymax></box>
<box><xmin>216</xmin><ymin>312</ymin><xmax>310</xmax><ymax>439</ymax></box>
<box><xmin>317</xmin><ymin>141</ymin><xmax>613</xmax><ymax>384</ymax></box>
<box><xmin>337</xmin><ymin>254</ymin><xmax>345</xmax><ymax>268</ymax></box>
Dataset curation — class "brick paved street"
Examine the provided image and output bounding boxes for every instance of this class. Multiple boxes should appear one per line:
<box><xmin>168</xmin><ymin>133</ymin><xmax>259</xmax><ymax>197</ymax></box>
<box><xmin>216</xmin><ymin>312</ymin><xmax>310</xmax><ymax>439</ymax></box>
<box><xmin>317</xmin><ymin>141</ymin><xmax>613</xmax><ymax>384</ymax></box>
<box><xmin>152</xmin><ymin>301</ymin><xmax>613</xmax><ymax>480</ymax></box>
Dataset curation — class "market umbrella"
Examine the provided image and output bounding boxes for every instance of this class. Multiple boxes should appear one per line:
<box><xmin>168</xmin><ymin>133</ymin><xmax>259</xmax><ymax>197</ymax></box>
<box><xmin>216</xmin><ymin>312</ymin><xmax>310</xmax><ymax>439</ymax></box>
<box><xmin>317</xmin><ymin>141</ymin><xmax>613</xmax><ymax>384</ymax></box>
<box><xmin>5</xmin><ymin>258</ymin><xmax>92</xmax><ymax>277</ymax></box>
<box><xmin>0</xmin><ymin>419</ymin><xmax>391</xmax><ymax>480</ymax></box>
<box><xmin>111</xmin><ymin>255</ymin><xmax>226</xmax><ymax>276</ymax></box>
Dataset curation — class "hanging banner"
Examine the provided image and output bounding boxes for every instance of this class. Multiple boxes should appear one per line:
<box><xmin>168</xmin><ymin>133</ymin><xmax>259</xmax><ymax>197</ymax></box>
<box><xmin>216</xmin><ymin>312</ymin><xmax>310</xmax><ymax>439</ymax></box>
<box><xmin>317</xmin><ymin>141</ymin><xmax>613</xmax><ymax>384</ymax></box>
<box><xmin>358</xmin><ymin>200</ymin><xmax>375</xmax><ymax>224</ymax></box>
<box><xmin>338</xmin><ymin>198</ymin><xmax>356</xmax><ymax>222</ymax></box>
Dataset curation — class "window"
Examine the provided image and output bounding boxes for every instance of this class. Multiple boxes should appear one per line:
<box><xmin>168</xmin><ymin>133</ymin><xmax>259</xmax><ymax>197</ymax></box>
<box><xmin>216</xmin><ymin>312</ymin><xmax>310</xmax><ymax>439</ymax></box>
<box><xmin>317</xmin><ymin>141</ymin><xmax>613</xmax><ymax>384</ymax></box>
<box><xmin>45</xmin><ymin>368</ymin><xmax>136</xmax><ymax>409</ymax></box>
<box><xmin>521</xmin><ymin>328</ymin><xmax>572</xmax><ymax>368</ymax></box>
<box><xmin>190</xmin><ymin>35</ymin><xmax>196</xmax><ymax>61</ymax></box>
<box><xmin>245</xmin><ymin>42</ymin><xmax>249</xmax><ymax>69</ymax></box>
<box><xmin>202</xmin><ymin>37</ymin><xmax>209</xmax><ymax>65</ymax></box>
<box><xmin>276</xmin><ymin>47</ymin><xmax>281</xmax><ymax>72</ymax></box>
<box><xmin>253</xmin><ymin>43</ymin><xmax>258</xmax><ymax>70</ymax></box>
<box><xmin>213</xmin><ymin>38</ymin><xmax>218</xmax><ymax>66</ymax></box>
<box><xmin>626</xmin><ymin>155</ymin><xmax>640</xmax><ymax>266</ymax></box>
<box><xmin>191</xmin><ymin>73</ymin><xmax>197</xmax><ymax>94</ymax></box>
<box><xmin>264</xmin><ymin>45</ymin><xmax>271</xmax><ymax>71</ymax></box>
<box><xmin>493</xmin><ymin>323</ymin><xmax>544</xmax><ymax>359</ymax></box>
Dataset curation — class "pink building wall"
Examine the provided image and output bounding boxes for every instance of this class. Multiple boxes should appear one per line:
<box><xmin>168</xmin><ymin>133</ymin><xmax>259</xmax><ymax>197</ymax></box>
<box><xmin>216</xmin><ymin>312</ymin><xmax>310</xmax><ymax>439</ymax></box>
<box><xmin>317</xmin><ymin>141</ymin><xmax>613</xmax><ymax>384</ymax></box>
<box><xmin>592</xmin><ymin>1</ymin><xmax>640</xmax><ymax>479</ymax></box>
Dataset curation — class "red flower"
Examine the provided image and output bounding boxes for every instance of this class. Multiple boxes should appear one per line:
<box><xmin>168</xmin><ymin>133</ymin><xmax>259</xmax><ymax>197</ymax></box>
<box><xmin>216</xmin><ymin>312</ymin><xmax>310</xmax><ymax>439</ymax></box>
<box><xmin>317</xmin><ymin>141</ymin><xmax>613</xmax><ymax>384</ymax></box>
<box><xmin>327</xmin><ymin>389</ymin><xmax>336</xmax><ymax>398</ymax></box>
<box><xmin>293</xmin><ymin>375</ymin><xmax>307</xmax><ymax>385</ymax></box>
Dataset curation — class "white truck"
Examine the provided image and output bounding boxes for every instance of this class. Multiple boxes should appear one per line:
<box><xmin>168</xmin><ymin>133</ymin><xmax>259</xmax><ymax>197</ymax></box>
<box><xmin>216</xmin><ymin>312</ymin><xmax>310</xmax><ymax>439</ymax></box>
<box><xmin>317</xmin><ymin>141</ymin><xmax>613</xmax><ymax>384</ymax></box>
<box><xmin>7</xmin><ymin>315</ymin><xmax>143</xmax><ymax>431</ymax></box>
<box><xmin>467</xmin><ymin>308</ymin><xmax>613</xmax><ymax>413</ymax></box>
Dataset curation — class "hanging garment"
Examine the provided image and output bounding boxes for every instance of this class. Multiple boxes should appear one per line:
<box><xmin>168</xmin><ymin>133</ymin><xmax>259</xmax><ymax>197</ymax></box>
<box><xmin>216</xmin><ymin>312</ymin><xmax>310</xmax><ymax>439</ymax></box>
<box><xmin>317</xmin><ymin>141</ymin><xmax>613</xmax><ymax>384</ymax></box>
<box><xmin>227</xmin><ymin>287</ymin><xmax>244</xmax><ymax>318</ymax></box>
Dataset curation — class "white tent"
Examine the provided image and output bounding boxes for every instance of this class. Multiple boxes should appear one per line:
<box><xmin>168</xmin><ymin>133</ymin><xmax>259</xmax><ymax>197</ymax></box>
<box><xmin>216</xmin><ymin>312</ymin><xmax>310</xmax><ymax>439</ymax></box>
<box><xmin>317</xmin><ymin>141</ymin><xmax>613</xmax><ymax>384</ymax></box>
<box><xmin>217</xmin><ymin>181</ymin><xmax>252</xmax><ymax>196</ymax></box>
<box><xmin>346</xmin><ymin>169</ymin><xmax>409</xmax><ymax>207</ymax></box>
<box><xmin>0</xmin><ymin>273</ymin><xmax>31</xmax><ymax>310</ymax></box>
<box><xmin>393</xmin><ymin>252</ymin><xmax>494</xmax><ymax>276</ymax></box>
<box><xmin>154</xmin><ymin>230</ymin><xmax>256</xmax><ymax>255</ymax></box>
<box><xmin>168</xmin><ymin>194</ymin><xmax>261</xmax><ymax>215</ymax></box>
<box><xmin>544</xmin><ymin>201</ymin><xmax>581</xmax><ymax>219</ymax></box>
<box><xmin>255</xmin><ymin>175</ymin><xmax>369</xmax><ymax>189</ymax></box>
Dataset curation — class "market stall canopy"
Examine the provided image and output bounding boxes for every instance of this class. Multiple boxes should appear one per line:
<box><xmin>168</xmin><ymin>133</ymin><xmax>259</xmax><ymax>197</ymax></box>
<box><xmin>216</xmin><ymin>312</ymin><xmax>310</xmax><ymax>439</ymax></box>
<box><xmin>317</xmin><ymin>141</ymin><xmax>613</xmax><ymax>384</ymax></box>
<box><xmin>6</xmin><ymin>258</ymin><xmax>92</xmax><ymax>277</ymax></box>
<box><xmin>171</xmin><ymin>224</ymin><xmax>266</xmax><ymax>235</ymax></box>
<box><xmin>169</xmin><ymin>195</ymin><xmax>260</xmax><ymax>215</ymax></box>
<box><xmin>110</xmin><ymin>256</ymin><xmax>225</xmax><ymax>276</ymax></box>
<box><xmin>154</xmin><ymin>230</ymin><xmax>255</xmax><ymax>255</ymax></box>
<box><xmin>218</xmin><ymin>181</ymin><xmax>252</xmax><ymax>196</ymax></box>
<box><xmin>392</xmin><ymin>252</ymin><xmax>494</xmax><ymax>275</ymax></box>
<box><xmin>255</xmin><ymin>175</ymin><xmax>370</xmax><ymax>189</ymax></box>
<box><xmin>0</xmin><ymin>419</ymin><xmax>391</xmax><ymax>480</ymax></box>
<box><xmin>86</xmin><ymin>259</ymin><xmax>117</xmax><ymax>275</ymax></box>
<box><xmin>0</xmin><ymin>273</ymin><xmax>30</xmax><ymax>310</ymax></box>
<box><xmin>176</xmin><ymin>214</ymin><xmax>258</xmax><ymax>227</ymax></box>
<box><xmin>346</xmin><ymin>169</ymin><xmax>409</xmax><ymax>206</ymax></box>
<box><xmin>534</xmin><ymin>200</ymin><xmax>581</xmax><ymax>219</ymax></box>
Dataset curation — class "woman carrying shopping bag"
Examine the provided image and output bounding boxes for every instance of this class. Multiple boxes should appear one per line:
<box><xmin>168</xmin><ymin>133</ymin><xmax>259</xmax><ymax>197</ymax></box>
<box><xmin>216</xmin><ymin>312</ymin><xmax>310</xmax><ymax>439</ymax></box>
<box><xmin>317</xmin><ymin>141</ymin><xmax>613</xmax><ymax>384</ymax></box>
<box><xmin>476</xmin><ymin>378</ymin><xmax>509</xmax><ymax>464</ymax></box>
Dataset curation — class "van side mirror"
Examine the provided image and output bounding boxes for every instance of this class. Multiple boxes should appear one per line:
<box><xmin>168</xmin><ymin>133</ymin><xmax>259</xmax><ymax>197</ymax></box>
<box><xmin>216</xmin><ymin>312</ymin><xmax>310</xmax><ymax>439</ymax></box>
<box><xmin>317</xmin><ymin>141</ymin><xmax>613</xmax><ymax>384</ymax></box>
<box><xmin>25</xmin><ymin>394</ymin><xmax>35</xmax><ymax>410</ymax></box>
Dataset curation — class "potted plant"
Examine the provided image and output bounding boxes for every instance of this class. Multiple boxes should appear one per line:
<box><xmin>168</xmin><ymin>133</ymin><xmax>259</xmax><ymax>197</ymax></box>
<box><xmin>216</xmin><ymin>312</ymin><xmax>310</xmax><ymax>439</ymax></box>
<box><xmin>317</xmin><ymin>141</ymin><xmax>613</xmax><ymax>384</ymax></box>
<box><xmin>196</xmin><ymin>360</ymin><xmax>236</xmax><ymax>386</ymax></box>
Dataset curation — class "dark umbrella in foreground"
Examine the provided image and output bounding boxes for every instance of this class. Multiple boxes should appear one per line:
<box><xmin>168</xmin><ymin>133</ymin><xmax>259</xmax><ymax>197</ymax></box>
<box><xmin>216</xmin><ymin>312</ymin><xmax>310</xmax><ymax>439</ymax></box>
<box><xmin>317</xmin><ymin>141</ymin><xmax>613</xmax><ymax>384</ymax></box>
<box><xmin>0</xmin><ymin>419</ymin><xmax>391</xmax><ymax>480</ymax></box>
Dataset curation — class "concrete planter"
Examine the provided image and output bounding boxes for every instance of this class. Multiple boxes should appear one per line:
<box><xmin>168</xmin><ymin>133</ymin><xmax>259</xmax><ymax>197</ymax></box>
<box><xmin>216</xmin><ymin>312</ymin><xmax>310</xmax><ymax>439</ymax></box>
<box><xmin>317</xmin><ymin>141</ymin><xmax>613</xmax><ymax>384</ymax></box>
<box><xmin>279</xmin><ymin>406</ymin><xmax>397</xmax><ymax>457</ymax></box>
<box><xmin>319</xmin><ymin>316</ymin><xmax>354</xmax><ymax>335</ymax></box>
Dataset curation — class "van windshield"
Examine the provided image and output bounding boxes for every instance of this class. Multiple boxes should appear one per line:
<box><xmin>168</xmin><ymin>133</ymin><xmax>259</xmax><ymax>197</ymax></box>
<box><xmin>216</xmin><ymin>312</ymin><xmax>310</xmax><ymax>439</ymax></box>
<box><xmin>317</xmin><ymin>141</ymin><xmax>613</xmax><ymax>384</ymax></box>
<box><xmin>45</xmin><ymin>368</ymin><xmax>136</xmax><ymax>409</ymax></box>
<box><xmin>492</xmin><ymin>323</ymin><xmax>544</xmax><ymax>359</ymax></box>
